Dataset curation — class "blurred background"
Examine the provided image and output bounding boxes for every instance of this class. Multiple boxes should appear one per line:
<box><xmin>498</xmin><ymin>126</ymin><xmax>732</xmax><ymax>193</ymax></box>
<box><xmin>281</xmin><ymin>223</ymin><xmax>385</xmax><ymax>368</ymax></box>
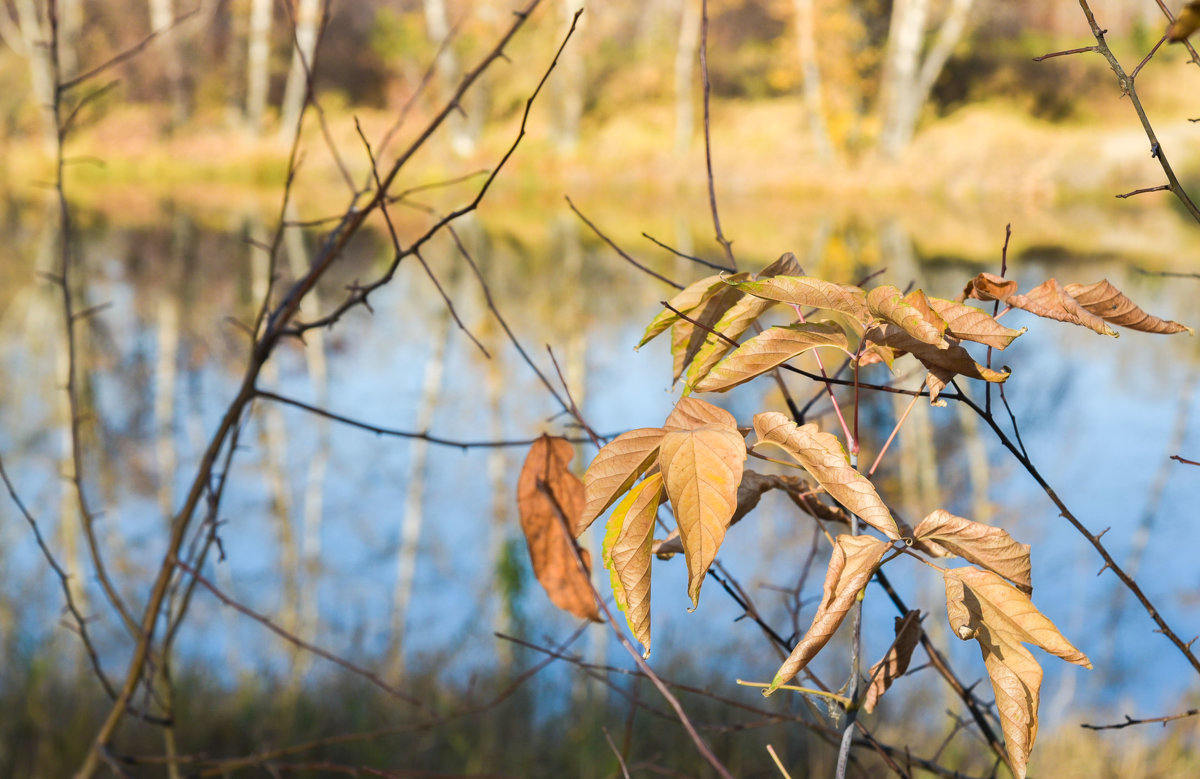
<box><xmin>1</xmin><ymin>1</ymin><xmax>1199</xmax><ymax>776</ymax></box>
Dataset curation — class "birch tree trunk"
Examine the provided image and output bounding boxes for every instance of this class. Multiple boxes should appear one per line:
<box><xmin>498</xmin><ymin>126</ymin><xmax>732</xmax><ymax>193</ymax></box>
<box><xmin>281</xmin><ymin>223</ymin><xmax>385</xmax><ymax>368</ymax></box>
<box><xmin>424</xmin><ymin>0</ymin><xmax>478</xmax><ymax>155</ymax></box>
<box><xmin>278</xmin><ymin>0</ymin><xmax>321</xmax><ymax>137</ymax></box>
<box><xmin>794</xmin><ymin>0</ymin><xmax>834</xmax><ymax>161</ymax></box>
<box><xmin>674</xmin><ymin>0</ymin><xmax>701</xmax><ymax>156</ymax></box>
<box><xmin>554</xmin><ymin>0</ymin><xmax>585</xmax><ymax>153</ymax></box>
<box><xmin>7</xmin><ymin>0</ymin><xmax>56</xmax><ymax>152</ymax></box>
<box><xmin>149</xmin><ymin>0</ymin><xmax>188</xmax><ymax>129</ymax></box>
<box><xmin>245</xmin><ymin>0</ymin><xmax>272</xmax><ymax>131</ymax></box>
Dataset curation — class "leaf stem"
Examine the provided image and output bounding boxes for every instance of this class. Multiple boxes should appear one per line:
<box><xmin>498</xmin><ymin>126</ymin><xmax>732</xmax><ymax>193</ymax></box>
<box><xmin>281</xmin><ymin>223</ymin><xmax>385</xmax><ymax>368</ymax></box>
<box><xmin>735</xmin><ymin>679</ymin><xmax>853</xmax><ymax>708</ymax></box>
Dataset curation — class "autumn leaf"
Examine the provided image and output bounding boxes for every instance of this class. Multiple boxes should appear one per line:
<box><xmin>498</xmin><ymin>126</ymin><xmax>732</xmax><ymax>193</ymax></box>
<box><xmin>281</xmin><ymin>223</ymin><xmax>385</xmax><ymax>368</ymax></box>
<box><xmin>959</xmin><ymin>271</ymin><xmax>1017</xmax><ymax>303</ymax></box>
<box><xmin>1168</xmin><ymin>1</ymin><xmax>1200</xmax><ymax>42</ymax></box>
<box><xmin>727</xmin><ymin>275</ymin><xmax>869</xmax><ymax>320</ymax></box>
<box><xmin>670</xmin><ymin>282</ymin><xmax>747</xmax><ymax>384</ymax></box>
<box><xmin>913</xmin><ymin>509</ymin><xmax>1032</xmax><ymax>594</ymax></box>
<box><xmin>1007</xmin><ymin>279</ymin><xmax>1118</xmax><ymax>337</ymax></box>
<box><xmin>863</xmin><ymin>610</ymin><xmax>921</xmax><ymax>713</ymax></box>
<box><xmin>664</xmin><ymin>396</ymin><xmax>739</xmax><ymax>430</ymax></box>
<box><xmin>580</xmin><ymin>428</ymin><xmax>665</xmax><ymax>536</ymax></box>
<box><xmin>867</xmin><ymin>285</ymin><xmax>948</xmax><ymax>348</ymax></box>
<box><xmin>658</xmin><ymin>424</ymin><xmax>747</xmax><ymax>608</ymax></box>
<box><xmin>603</xmin><ymin>472</ymin><xmax>664</xmax><ymax>656</ymax></box>
<box><xmin>638</xmin><ymin>274</ymin><xmax>725</xmax><ymax>348</ymax></box>
<box><xmin>1062</xmin><ymin>279</ymin><xmax>1193</xmax><ymax>335</ymax></box>
<box><xmin>927</xmin><ymin>297</ymin><xmax>1026</xmax><ymax>350</ymax></box>
<box><xmin>864</xmin><ymin>324</ymin><xmax>1010</xmax><ymax>384</ymax></box>
<box><xmin>753</xmin><ymin>412</ymin><xmax>900</xmax><ymax>539</ymax></box>
<box><xmin>765</xmin><ymin>534</ymin><xmax>890</xmax><ymax>694</ymax></box>
<box><xmin>517</xmin><ymin>436</ymin><xmax>601</xmax><ymax>622</ymax></box>
<box><xmin>945</xmin><ymin>567</ymin><xmax>1091</xmax><ymax>779</ymax></box>
<box><xmin>691</xmin><ymin>322</ymin><xmax>849</xmax><ymax>392</ymax></box>
<box><xmin>684</xmin><ymin>293</ymin><xmax>777</xmax><ymax>390</ymax></box>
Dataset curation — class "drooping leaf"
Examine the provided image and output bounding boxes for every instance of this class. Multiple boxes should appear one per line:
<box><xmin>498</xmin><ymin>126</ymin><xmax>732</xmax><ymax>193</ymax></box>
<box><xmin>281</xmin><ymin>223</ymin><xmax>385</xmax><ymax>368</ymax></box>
<box><xmin>580</xmin><ymin>428</ymin><xmax>665</xmax><ymax>535</ymax></box>
<box><xmin>638</xmin><ymin>274</ymin><xmax>725</xmax><ymax>348</ymax></box>
<box><xmin>864</xmin><ymin>324</ymin><xmax>1010</xmax><ymax>384</ymax></box>
<box><xmin>664</xmin><ymin>396</ymin><xmax>739</xmax><ymax>430</ymax></box>
<box><xmin>670</xmin><ymin>282</ymin><xmax>747</xmax><ymax>384</ymax></box>
<box><xmin>1007</xmin><ymin>279</ymin><xmax>1118</xmax><ymax>337</ymax></box>
<box><xmin>766</xmin><ymin>534</ymin><xmax>890</xmax><ymax>694</ymax></box>
<box><xmin>753</xmin><ymin>412</ymin><xmax>900</xmax><ymax>539</ymax></box>
<box><xmin>727</xmin><ymin>275</ymin><xmax>869</xmax><ymax>320</ymax></box>
<box><xmin>928</xmin><ymin>297</ymin><xmax>1026</xmax><ymax>350</ymax></box>
<box><xmin>757</xmin><ymin>251</ymin><xmax>803</xmax><ymax>278</ymax></box>
<box><xmin>913</xmin><ymin>510</ymin><xmax>1032</xmax><ymax>594</ymax></box>
<box><xmin>945</xmin><ymin>567</ymin><xmax>1092</xmax><ymax>779</ymax></box>
<box><xmin>658</xmin><ymin>424</ymin><xmax>747</xmax><ymax>608</ymax></box>
<box><xmin>867</xmin><ymin>285</ymin><xmax>948</xmax><ymax>348</ymax></box>
<box><xmin>603</xmin><ymin>472</ymin><xmax>664</xmax><ymax>656</ymax></box>
<box><xmin>1062</xmin><ymin>279</ymin><xmax>1193</xmax><ymax>335</ymax></box>
<box><xmin>959</xmin><ymin>271</ymin><xmax>1017</xmax><ymax>303</ymax></box>
<box><xmin>691</xmin><ymin>322</ymin><xmax>849</xmax><ymax>392</ymax></box>
<box><xmin>684</xmin><ymin>294</ymin><xmax>777</xmax><ymax>390</ymax></box>
<box><xmin>924</xmin><ymin>368</ymin><xmax>954</xmax><ymax>406</ymax></box>
<box><xmin>516</xmin><ymin>436</ymin><xmax>601</xmax><ymax>622</ymax></box>
<box><xmin>863</xmin><ymin>610</ymin><xmax>922</xmax><ymax>713</ymax></box>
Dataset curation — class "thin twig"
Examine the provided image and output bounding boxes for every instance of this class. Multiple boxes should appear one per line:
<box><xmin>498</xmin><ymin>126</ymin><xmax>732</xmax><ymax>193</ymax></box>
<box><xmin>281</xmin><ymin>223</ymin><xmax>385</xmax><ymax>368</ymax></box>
<box><xmin>565</xmin><ymin>196</ymin><xmax>683</xmax><ymax>289</ymax></box>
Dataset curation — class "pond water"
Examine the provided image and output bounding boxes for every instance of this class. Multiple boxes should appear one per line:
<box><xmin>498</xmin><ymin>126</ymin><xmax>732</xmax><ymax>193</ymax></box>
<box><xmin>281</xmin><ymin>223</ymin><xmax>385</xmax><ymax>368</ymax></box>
<box><xmin>0</xmin><ymin>187</ymin><xmax>1198</xmax><ymax>752</ymax></box>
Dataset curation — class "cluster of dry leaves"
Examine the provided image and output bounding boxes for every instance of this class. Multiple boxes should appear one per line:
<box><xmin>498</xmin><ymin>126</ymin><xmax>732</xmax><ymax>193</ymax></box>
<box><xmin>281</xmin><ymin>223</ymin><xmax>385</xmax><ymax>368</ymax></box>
<box><xmin>515</xmin><ymin>257</ymin><xmax>1191</xmax><ymax>778</ymax></box>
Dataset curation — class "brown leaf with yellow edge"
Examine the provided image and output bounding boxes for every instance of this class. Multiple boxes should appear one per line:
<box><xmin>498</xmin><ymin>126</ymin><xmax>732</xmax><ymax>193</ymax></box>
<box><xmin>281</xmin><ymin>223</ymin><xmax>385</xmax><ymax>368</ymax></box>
<box><xmin>959</xmin><ymin>271</ymin><xmax>1017</xmax><ymax>303</ymax></box>
<box><xmin>865</xmin><ymin>324</ymin><xmax>1011</xmax><ymax>384</ymax></box>
<box><xmin>727</xmin><ymin>275</ymin><xmax>869</xmax><ymax>320</ymax></box>
<box><xmin>603</xmin><ymin>472</ymin><xmax>664</xmax><ymax>656</ymax></box>
<box><xmin>753</xmin><ymin>412</ymin><xmax>900</xmax><ymax>539</ymax></box>
<box><xmin>928</xmin><ymin>297</ymin><xmax>1026</xmax><ymax>350</ymax></box>
<box><xmin>863</xmin><ymin>610</ymin><xmax>922</xmax><ymax>713</ymax></box>
<box><xmin>1168</xmin><ymin>1</ymin><xmax>1200</xmax><ymax>42</ymax></box>
<box><xmin>516</xmin><ymin>436</ymin><xmax>601</xmax><ymax>622</ymax></box>
<box><xmin>684</xmin><ymin>294</ymin><xmax>777</xmax><ymax>390</ymax></box>
<box><xmin>638</xmin><ymin>274</ymin><xmax>725</xmax><ymax>349</ymax></box>
<box><xmin>691</xmin><ymin>322</ymin><xmax>849</xmax><ymax>393</ymax></box>
<box><xmin>914</xmin><ymin>509</ymin><xmax>1032</xmax><ymax>594</ymax></box>
<box><xmin>579</xmin><ymin>428</ymin><xmax>665</xmax><ymax>536</ymax></box>
<box><xmin>664</xmin><ymin>396</ymin><xmax>739</xmax><ymax>430</ymax></box>
<box><xmin>670</xmin><ymin>283</ymin><xmax>746</xmax><ymax>384</ymax></box>
<box><xmin>658</xmin><ymin>424</ymin><xmax>747</xmax><ymax>608</ymax></box>
<box><xmin>765</xmin><ymin>534</ymin><xmax>890</xmax><ymax>694</ymax></box>
<box><xmin>1062</xmin><ymin>279</ymin><xmax>1193</xmax><ymax>335</ymax></box>
<box><xmin>945</xmin><ymin>567</ymin><xmax>1091</xmax><ymax>779</ymax></box>
<box><xmin>1007</xmin><ymin>279</ymin><xmax>1118</xmax><ymax>337</ymax></box>
<box><xmin>867</xmin><ymin>285</ymin><xmax>948</xmax><ymax>348</ymax></box>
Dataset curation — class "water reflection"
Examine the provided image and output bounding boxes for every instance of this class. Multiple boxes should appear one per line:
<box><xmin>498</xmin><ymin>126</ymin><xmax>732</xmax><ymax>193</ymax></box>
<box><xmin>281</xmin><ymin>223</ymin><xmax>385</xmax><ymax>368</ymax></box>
<box><xmin>1</xmin><ymin>189</ymin><xmax>1198</xmax><ymax>735</ymax></box>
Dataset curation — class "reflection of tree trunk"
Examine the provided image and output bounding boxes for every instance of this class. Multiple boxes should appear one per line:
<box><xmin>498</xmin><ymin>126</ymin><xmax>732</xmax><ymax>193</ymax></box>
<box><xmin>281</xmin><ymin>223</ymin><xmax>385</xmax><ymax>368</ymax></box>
<box><xmin>555</xmin><ymin>0</ymin><xmax>585</xmax><ymax>154</ymax></box>
<box><xmin>673</xmin><ymin>0</ymin><xmax>700</xmax><ymax>156</ymax></box>
<box><xmin>878</xmin><ymin>0</ymin><xmax>972</xmax><ymax>158</ymax></box>
<box><xmin>278</xmin><ymin>0</ymin><xmax>322</xmax><ymax>137</ymax></box>
<box><xmin>245</xmin><ymin>0</ymin><xmax>273</xmax><ymax>131</ymax></box>
<box><xmin>424</xmin><ymin>0</ymin><xmax>477</xmax><ymax>156</ymax></box>
<box><xmin>155</xmin><ymin>211</ymin><xmax>186</xmax><ymax>519</ymax></box>
<box><xmin>793</xmin><ymin>0</ymin><xmax>834</xmax><ymax>161</ymax></box>
<box><xmin>149</xmin><ymin>0</ymin><xmax>188</xmax><ymax>129</ymax></box>
<box><xmin>7</xmin><ymin>0</ymin><xmax>56</xmax><ymax>152</ymax></box>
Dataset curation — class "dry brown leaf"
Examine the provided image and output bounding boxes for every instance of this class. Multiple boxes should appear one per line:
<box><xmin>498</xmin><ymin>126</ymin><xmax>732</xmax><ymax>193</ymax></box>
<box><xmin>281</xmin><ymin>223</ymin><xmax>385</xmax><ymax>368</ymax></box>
<box><xmin>579</xmin><ymin>428</ymin><xmax>665</xmax><ymax>536</ymax></box>
<box><xmin>753</xmin><ymin>412</ymin><xmax>900</xmax><ymax>539</ymax></box>
<box><xmin>865</xmin><ymin>324</ymin><xmax>1010</xmax><ymax>384</ymax></box>
<box><xmin>664</xmin><ymin>396</ymin><xmax>739</xmax><ymax>430</ymax></box>
<box><xmin>867</xmin><ymin>285</ymin><xmax>948</xmax><ymax>348</ymax></box>
<box><xmin>1063</xmin><ymin>279</ymin><xmax>1193</xmax><ymax>336</ymax></box>
<box><xmin>1007</xmin><ymin>279</ymin><xmax>1118</xmax><ymax>337</ymax></box>
<box><xmin>928</xmin><ymin>297</ymin><xmax>1026</xmax><ymax>350</ymax></box>
<box><xmin>914</xmin><ymin>509</ymin><xmax>1032</xmax><ymax>593</ymax></box>
<box><xmin>517</xmin><ymin>436</ymin><xmax>601</xmax><ymax>622</ymax></box>
<box><xmin>959</xmin><ymin>271</ymin><xmax>1018</xmax><ymax>303</ymax></box>
<box><xmin>638</xmin><ymin>274</ymin><xmax>725</xmax><ymax>348</ymax></box>
<box><xmin>1168</xmin><ymin>1</ymin><xmax>1200</xmax><ymax>42</ymax></box>
<box><xmin>758</xmin><ymin>252</ymin><xmax>803</xmax><ymax>278</ymax></box>
<box><xmin>728</xmin><ymin>275</ymin><xmax>869</xmax><ymax>320</ymax></box>
<box><xmin>863</xmin><ymin>610</ymin><xmax>922</xmax><ymax>713</ymax></box>
<box><xmin>684</xmin><ymin>294</ymin><xmax>777</xmax><ymax>389</ymax></box>
<box><xmin>766</xmin><ymin>534</ymin><xmax>891</xmax><ymax>693</ymax></box>
<box><xmin>603</xmin><ymin>472</ymin><xmax>664</xmax><ymax>656</ymax></box>
<box><xmin>670</xmin><ymin>282</ymin><xmax>747</xmax><ymax>384</ymax></box>
<box><xmin>945</xmin><ymin>567</ymin><xmax>1092</xmax><ymax>779</ymax></box>
<box><xmin>659</xmin><ymin>424</ymin><xmax>747</xmax><ymax>607</ymax></box>
<box><xmin>692</xmin><ymin>322</ymin><xmax>849</xmax><ymax>393</ymax></box>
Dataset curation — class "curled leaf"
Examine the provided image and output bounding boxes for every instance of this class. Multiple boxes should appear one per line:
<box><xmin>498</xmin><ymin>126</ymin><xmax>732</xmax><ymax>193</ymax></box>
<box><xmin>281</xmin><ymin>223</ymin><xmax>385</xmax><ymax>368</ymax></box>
<box><xmin>766</xmin><ymin>534</ymin><xmax>890</xmax><ymax>693</ymax></box>
<box><xmin>1007</xmin><ymin>279</ymin><xmax>1117</xmax><ymax>337</ymax></box>
<box><xmin>692</xmin><ymin>322</ymin><xmax>849</xmax><ymax>392</ymax></box>
<box><xmin>728</xmin><ymin>275</ymin><xmax>869</xmax><ymax>320</ymax></box>
<box><xmin>863</xmin><ymin>610</ymin><xmax>922</xmax><ymax>713</ymax></box>
<box><xmin>603</xmin><ymin>472</ymin><xmax>664</xmax><ymax>655</ymax></box>
<box><xmin>928</xmin><ymin>297</ymin><xmax>1026</xmax><ymax>350</ymax></box>
<box><xmin>959</xmin><ymin>272</ymin><xmax>1017</xmax><ymax>303</ymax></box>
<box><xmin>914</xmin><ymin>510</ymin><xmax>1032</xmax><ymax>593</ymax></box>
<box><xmin>1062</xmin><ymin>279</ymin><xmax>1193</xmax><ymax>335</ymax></box>
<box><xmin>868</xmin><ymin>285</ymin><xmax>948</xmax><ymax>348</ymax></box>
<box><xmin>659</xmin><ymin>424</ymin><xmax>747</xmax><ymax>608</ymax></box>
<box><xmin>1168</xmin><ymin>1</ymin><xmax>1200</xmax><ymax>42</ymax></box>
<box><xmin>517</xmin><ymin>436</ymin><xmax>601</xmax><ymax>622</ymax></box>
<box><xmin>753</xmin><ymin>412</ymin><xmax>900</xmax><ymax>539</ymax></box>
<box><xmin>864</xmin><ymin>324</ymin><xmax>1010</xmax><ymax>384</ymax></box>
<box><xmin>580</xmin><ymin>428</ymin><xmax>665</xmax><ymax>535</ymax></box>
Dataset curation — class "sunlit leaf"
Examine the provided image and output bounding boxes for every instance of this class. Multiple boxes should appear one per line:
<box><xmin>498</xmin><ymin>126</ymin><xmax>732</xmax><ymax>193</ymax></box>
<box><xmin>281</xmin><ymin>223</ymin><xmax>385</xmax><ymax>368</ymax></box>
<box><xmin>1168</xmin><ymin>0</ymin><xmax>1200</xmax><ymax>42</ymax></box>
<box><xmin>603</xmin><ymin>472</ymin><xmax>664</xmax><ymax>656</ymax></box>
<box><xmin>691</xmin><ymin>322</ymin><xmax>849</xmax><ymax>392</ymax></box>
<box><xmin>753</xmin><ymin>412</ymin><xmax>900</xmax><ymax>539</ymax></box>
<box><xmin>684</xmin><ymin>294</ymin><xmax>777</xmax><ymax>390</ymax></box>
<box><xmin>928</xmin><ymin>297</ymin><xmax>1026</xmax><ymax>350</ymax></box>
<box><xmin>959</xmin><ymin>271</ymin><xmax>1017</xmax><ymax>303</ymax></box>
<box><xmin>863</xmin><ymin>610</ymin><xmax>921</xmax><ymax>713</ymax></box>
<box><xmin>766</xmin><ymin>534</ymin><xmax>890</xmax><ymax>694</ymax></box>
<box><xmin>670</xmin><ymin>283</ymin><xmax>747</xmax><ymax>383</ymax></box>
<box><xmin>945</xmin><ymin>567</ymin><xmax>1091</xmax><ymax>779</ymax></box>
<box><xmin>516</xmin><ymin>436</ymin><xmax>601</xmax><ymax>622</ymax></box>
<box><xmin>867</xmin><ymin>285</ymin><xmax>948</xmax><ymax>348</ymax></box>
<box><xmin>658</xmin><ymin>424</ymin><xmax>747</xmax><ymax>608</ymax></box>
<box><xmin>914</xmin><ymin>510</ymin><xmax>1032</xmax><ymax>594</ymax></box>
<box><xmin>1007</xmin><ymin>279</ymin><xmax>1118</xmax><ymax>337</ymax></box>
<box><xmin>664</xmin><ymin>396</ymin><xmax>739</xmax><ymax>430</ymax></box>
<box><xmin>727</xmin><ymin>275</ymin><xmax>869</xmax><ymax>320</ymax></box>
<box><xmin>638</xmin><ymin>274</ymin><xmax>725</xmax><ymax>348</ymax></box>
<box><xmin>580</xmin><ymin>428</ymin><xmax>665</xmax><ymax>535</ymax></box>
<box><xmin>864</xmin><ymin>324</ymin><xmax>1010</xmax><ymax>383</ymax></box>
<box><xmin>1063</xmin><ymin>279</ymin><xmax>1193</xmax><ymax>335</ymax></box>
<box><xmin>758</xmin><ymin>251</ymin><xmax>803</xmax><ymax>278</ymax></box>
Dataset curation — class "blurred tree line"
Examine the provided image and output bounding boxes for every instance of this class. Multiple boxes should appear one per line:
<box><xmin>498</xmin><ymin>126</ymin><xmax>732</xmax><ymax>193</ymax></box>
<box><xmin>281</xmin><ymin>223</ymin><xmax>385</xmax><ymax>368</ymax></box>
<box><xmin>0</xmin><ymin>0</ymin><xmax>1167</xmax><ymax>159</ymax></box>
